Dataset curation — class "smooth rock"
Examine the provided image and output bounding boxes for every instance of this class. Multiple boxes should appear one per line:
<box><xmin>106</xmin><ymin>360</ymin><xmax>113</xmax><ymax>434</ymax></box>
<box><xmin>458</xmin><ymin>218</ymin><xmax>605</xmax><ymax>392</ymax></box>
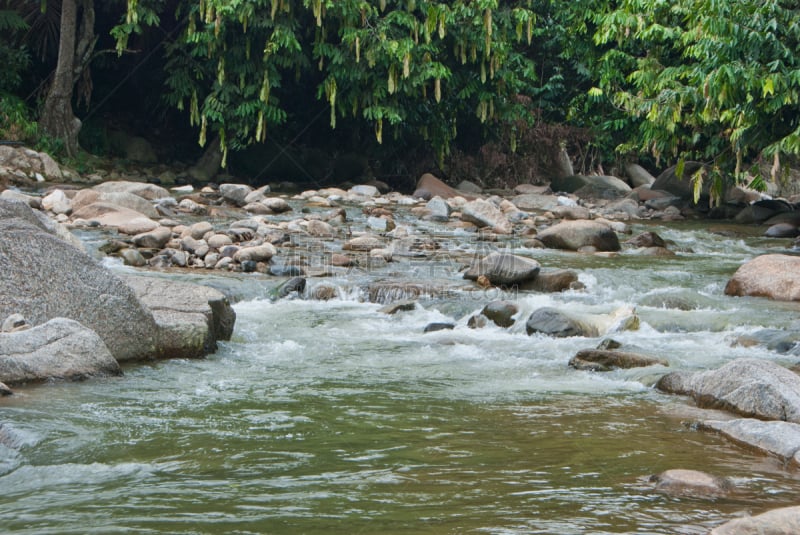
<box><xmin>233</xmin><ymin>243</ymin><xmax>276</xmax><ymax>263</ymax></box>
<box><xmin>379</xmin><ymin>300</ymin><xmax>416</xmax><ymax>314</ymax></box>
<box><xmin>219</xmin><ymin>183</ymin><xmax>253</xmax><ymax>206</ymax></box>
<box><xmin>120</xmin><ymin>248</ymin><xmax>147</xmax><ymax>267</ymax></box>
<box><xmin>463</xmin><ymin>252</ymin><xmax>540</xmax><ymax>286</ymax></box>
<box><xmin>349</xmin><ymin>184</ymin><xmax>379</xmax><ymax>197</ymax></box>
<box><xmin>537</xmin><ymin>220</ymin><xmax>620</xmax><ymax>251</ymax></box>
<box><xmin>71</xmin><ymin>189</ymin><xmax>158</xmax><ymax>218</ymax></box>
<box><xmin>698</xmin><ymin>418</ymin><xmax>800</xmax><ymax>465</ymax></box>
<box><xmin>710</xmin><ymin>506</ymin><xmax>800</xmax><ymax>535</ymax></box>
<box><xmin>123</xmin><ymin>275</ymin><xmax>235</xmax><ymax>358</ymax></box>
<box><xmin>93</xmin><ymin>181</ymin><xmax>169</xmax><ymax>200</ymax></box>
<box><xmin>650</xmin><ymin>469</ymin><xmax>732</xmax><ymax>498</ymax></box>
<box><xmin>651</xmin><ymin>161</ymin><xmax>707</xmax><ymax>200</ymax></box>
<box><xmin>517</xmin><ymin>269</ymin><xmax>580</xmax><ymax>292</ymax></box>
<box><xmin>307</xmin><ymin>219</ymin><xmax>337</xmax><ymax>237</ymax></box>
<box><xmin>569</xmin><ymin>349</ymin><xmax>668</xmax><ymax>371</ymax></box>
<box><xmin>132</xmin><ymin>226</ymin><xmax>172</xmax><ymax>249</ymax></box>
<box><xmin>765</xmin><ymin>222</ymin><xmax>799</xmax><ymax>238</ymax></box>
<box><xmin>0</xmin><ymin>318</ymin><xmax>121</xmax><ymax>384</ymax></box>
<box><xmin>0</xmin><ymin>216</ymin><xmax>158</xmax><ymax>362</ymax></box>
<box><xmin>624</xmin><ymin>162</ymin><xmax>656</xmax><ymax>187</ymax></box>
<box><xmin>426</xmin><ymin>196</ymin><xmax>451</xmax><ymax>221</ymax></box>
<box><xmin>244</xmin><ymin>185</ymin><xmax>271</xmax><ymax>204</ymax></box>
<box><xmin>624</xmin><ymin>231</ymin><xmax>666</xmax><ymax>249</ymax></box>
<box><xmin>42</xmin><ymin>189</ymin><xmax>72</xmax><ymax>214</ymax></box>
<box><xmin>656</xmin><ymin>358</ymin><xmax>800</xmax><ymax>422</ymax></box>
<box><xmin>481</xmin><ymin>301</ymin><xmax>519</xmax><ymax>328</ymax></box>
<box><xmin>414</xmin><ymin>173</ymin><xmax>461</xmax><ymax>199</ymax></box>
<box><xmin>526</xmin><ymin>306</ymin><xmax>639</xmax><ymax>337</ymax></box>
<box><xmin>424</xmin><ymin>322</ymin><xmax>455</xmax><ymax>333</ymax></box>
<box><xmin>207</xmin><ymin>233</ymin><xmax>233</xmax><ymax>249</ymax></box>
<box><xmin>343</xmin><ymin>235</ymin><xmax>384</xmax><ymax>251</ymax></box>
<box><xmin>71</xmin><ymin>202</ymin><xmax>157</xmax><ymax>232</ymax></box>
<box><xmin>725</xmin><ymin>254</ymin><xmax>800</xmax><ymax>301</ymax></box>
<box><xmin>461</xmin><ymin>199</ymin><xmax>512</xmax><ymax>234</ymax></box>
<box><xmin>271</xmin><ymin>277</ymin><xmax>307</xmax><ymax>300</ymax></box>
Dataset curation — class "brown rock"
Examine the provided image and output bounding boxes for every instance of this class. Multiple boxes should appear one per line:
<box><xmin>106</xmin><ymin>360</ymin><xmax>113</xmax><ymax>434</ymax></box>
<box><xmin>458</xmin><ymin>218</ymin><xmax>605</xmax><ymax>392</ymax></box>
<box><xmin>710</xmin><ymin>505</ymin><xmax>800</xmax><ymax>535</ymax></box>
<box><xmin>725</xmin><ymin>254</ymin><xmax>800</xmax><ymax>301</ymax></box>
<box><xmin>650</xmin><ymin>469</ymin><xmax>732</xmax><ymax>498</ymax></box>
<box><xmin>569</xmin><ymin>349</ymin><xmax>668</xmax><ymax>371</ymax></box>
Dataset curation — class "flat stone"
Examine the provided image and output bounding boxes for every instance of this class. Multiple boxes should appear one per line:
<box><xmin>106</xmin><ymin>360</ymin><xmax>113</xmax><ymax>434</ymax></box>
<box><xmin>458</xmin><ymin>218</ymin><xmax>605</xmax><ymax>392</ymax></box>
<box><xmin>650</xmin><ymin>469</ymin><xmax>732</xmax><ymax>498</ymax></box>
<box><xmin>463</xmin><ymin>252</ymin><xmax>540</xmax><ymax>286</ymax></box>
<box><xmin>698</xmin><ymin>419</ymin><xmax>800</xmax><ymax>465</ymax></box>
<box><xmin>710</xmin><ymin>506</ymin><xmax>800</xmax><ymax>534</ymax></box>
<box><xmin>569</xmin><ymin>349</ymin><xmax>668</xmax><ymax>371</ymax></box>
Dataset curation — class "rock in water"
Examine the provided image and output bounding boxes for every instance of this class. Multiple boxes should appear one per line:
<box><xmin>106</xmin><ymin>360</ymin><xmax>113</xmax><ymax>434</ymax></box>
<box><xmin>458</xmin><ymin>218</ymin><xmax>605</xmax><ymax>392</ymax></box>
<box><xmin>656</xmin><ymin>358</ymin><xmax>800</xmax><ymax>422</ymax></box>
<box><xmin>270</xmin><ymin>277</ymin><xmax>307</xmax><ymax>300</ymax></box>
<box><xmin>725</xmin><ymin>254</ymin><xmax>800</xmax><ymax>301</ymax></box>
<box><xmin>481</xmin><ymin>301</ymin><xmax>518</xmax><ymax>328</ymax></box>
<box><xmin>710</xmin><ymin>505</ymin><xmax>800</xmax><ymax>534</ymax></box>
<box><xmin>569</xmin><ymin>349</ymin><xmax>668</xmax><ymax>371</ymax></box>
<box><xmin>650</xmin><ymin>469</ymin><xmax>732</xmax><ymax>498</ymax></box>
<box><xmin>463</xmin><ymin>252</ymin><xmax>540</xmax><ymax>286</ymax></box>
<box><xmin>537</xmin><ymin>220</ymin><xmax>621</xmax><ymax>251</ymax></box>
<box><xmin>0</xmin><ymin>318</ymin><xmax>121</xmax><ymax>384</ymax></box>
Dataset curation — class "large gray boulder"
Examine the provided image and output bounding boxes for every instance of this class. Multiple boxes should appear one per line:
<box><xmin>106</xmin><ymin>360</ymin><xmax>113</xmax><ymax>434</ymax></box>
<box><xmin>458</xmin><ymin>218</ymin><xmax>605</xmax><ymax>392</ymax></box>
<box><xmin>526</xmin><ymin>306</ymin><xmax>639</xmax><ymax>337</ymax></box>
<box><xmin>537</xmin><ymin>220</ymin><xmax>621</xmax><ymax>251</ymax></box>
<box><xmin>123</xmin><ymin>275</ymin><xmax>235</xmax><ymax>359</ymax></box>
<box><xmin>0</xmin><ymin>318</ymin><xmax>121</xmax><ymax>384</ymax></box>
<box><xmin>698</xmin><ymin>419</ymin><xmax>800</xmax><ymax>465</ymax></box>
<box><xmin>656</xmin><ymin>359</ymin><xmax>800</xmax><ymax>422</ymax></box>
<box><xmin>651</xmin><ymin>161</ymin><xmax>707</xmax><ymax>200</ymax></box>
<box><xmin>71</xmin><ymin>189</ymin><xmax>159</xmax><ymax>219</ymax></box>
<box><xmin>0</xmin><ymin>216</ymin><xmax>159</xmax><ymax>362</ymax></box>
<box><xmin>463</xmin><ymin>252</ymin><xmax>540</xmax><ymax>286</ymax></box>
<box><xmin>711</xmin><ymin>506</ymin><xmax>800</xmax><ymax>535</ymax></box>
<box><xmin>551</xmin><ymin>175</ymin><xmax>632</xmax><ymax>198</ymax></box>
<box><xmin>725</xmin><ymin>254</ymin><xmax>800</xmax><ymax>301</ymax></box>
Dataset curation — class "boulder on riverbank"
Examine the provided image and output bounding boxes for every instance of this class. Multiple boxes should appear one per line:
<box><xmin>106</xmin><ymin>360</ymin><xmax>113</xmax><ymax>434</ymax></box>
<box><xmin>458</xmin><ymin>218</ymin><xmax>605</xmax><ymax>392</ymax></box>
<box><xmin>725</xmin><ymin>254</ymin><xmax>800</xmax><ymax>301</ymax></box>
<box><xmin>656</xmin><ymin>359</ymin><xmax>800</xmax><ymax>423</ymax></box>
<box><xmin>0</xmin><ymin>199</ymin><xmax>236</xmax><ymax>364</ymax></box>
<box><xmin>710</xmin><ymin>505</ymin><xmax>800</xmax><ymax>534</ymax></box>
<box><xmin>123</xmin><ymin>275</ymin><xmax>236</xmax><ymax>359</ymax></box>
<box><xmin>0</xmin><ymin>318</ymin><xmax>122</xmax><ymax>384</ymax></box>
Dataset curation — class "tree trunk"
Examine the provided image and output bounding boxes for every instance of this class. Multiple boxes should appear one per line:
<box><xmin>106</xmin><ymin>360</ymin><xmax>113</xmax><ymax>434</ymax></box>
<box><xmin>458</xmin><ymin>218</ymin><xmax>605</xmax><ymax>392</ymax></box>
<box><xmin>40</xmin><ymin>0</ymin><xmax>81</xmax><ymax>158</ymax></box>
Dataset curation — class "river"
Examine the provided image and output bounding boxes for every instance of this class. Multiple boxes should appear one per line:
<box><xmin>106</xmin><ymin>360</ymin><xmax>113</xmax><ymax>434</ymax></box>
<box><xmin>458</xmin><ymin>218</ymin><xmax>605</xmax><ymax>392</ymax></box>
<box><xmin>2</xmin><ymin>203</ymin><xmax>800</xmax><ymax>534</ymax></box>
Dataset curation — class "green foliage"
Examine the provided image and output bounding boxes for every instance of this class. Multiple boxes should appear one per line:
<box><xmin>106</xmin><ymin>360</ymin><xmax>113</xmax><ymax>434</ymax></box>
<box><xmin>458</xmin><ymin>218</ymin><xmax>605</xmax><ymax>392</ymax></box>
<box><xmin>119</xmin><ymin>0</ymin><xmax>541</xmax><ymax>167</ymax></box>
<box><xmin>594</xmin><ymin>0</ymin><xmax>800</xmax><ymax>196</ymax></box>
<box><xmin>0</xmin><ymin>4</ymin><xmax>31</xmax><ymax>93</ymax></box>
<box><xmin>0</xmin><ymin>92</ymin><xmax>63</xmax><ymax>155</ymax></box>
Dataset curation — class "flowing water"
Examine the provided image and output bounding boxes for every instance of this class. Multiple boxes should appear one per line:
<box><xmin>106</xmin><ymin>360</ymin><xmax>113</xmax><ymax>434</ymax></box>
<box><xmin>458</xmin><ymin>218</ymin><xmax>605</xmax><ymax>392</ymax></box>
<box><xmin>2</xmin><ymin>207</ymin><xmax>800</xmax><ymax>534</ymax></box>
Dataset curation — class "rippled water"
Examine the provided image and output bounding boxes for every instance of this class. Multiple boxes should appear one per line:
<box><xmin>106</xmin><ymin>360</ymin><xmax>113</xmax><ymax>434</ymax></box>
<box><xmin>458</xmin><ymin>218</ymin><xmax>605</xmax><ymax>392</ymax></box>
<box><xmin>2</xmin><ymin>214</ymin><xmax>800</xmax><ymax>534</ymax></box>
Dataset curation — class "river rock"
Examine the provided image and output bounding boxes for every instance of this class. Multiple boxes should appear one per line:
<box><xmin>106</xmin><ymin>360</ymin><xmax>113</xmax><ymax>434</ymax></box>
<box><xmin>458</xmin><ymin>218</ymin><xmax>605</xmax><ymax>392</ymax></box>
<box><xmin>0</xmin><ymin>215</ymin><xmax>158</xmax><ymax>362</ymax></box>
<box><xmin>481</xmin><ymin>301</ymin><xmax>519</xmax><ymax>328</ymax></box>
<box><xmin>526</xmin><ymin>306</ymin><xmax>639</xmax><ymax>337</ymax></box>
<box><xmin>697</xmin><ymin>419</ymin><xmax>800</xmax><ymax>465</ymax></box>
<box><xmin>460</xmin><ymin>199</ymin><xmax>512</xmax><ymax>234</ymax></box>
<box><xmin>349</xmin><ymin>184</ymin><xmax>380</xmax><ymax>197</ymax></box>
<box><xmin>379</xmin><ymin>300</ymin><xmax>416</xmax><ymax>314</ymax></box>
<box><xmin>270</xmin><ymin>277</ymin><xmax>307</xmax><ymax>300</ymax></box>
<box><xmin>41</xmin><ymin>189</ymin><xmax>72</xmax><ymax>215</ymax></box>
<box><xmin>426</xmin><ymin>196</ymin><xmax>451</xmax><ymax>221</ymax></box>
<box><xmin>710</xmin><ymin>506</ymin><xmax>800</xmax><ymax>535</ymax></box>
<box><xmin>71</xmin><ymin>189</ymin><xmax>159</xmax><ymax>218</ymax></box>
<box><xmin>307</xmin><ymin>219</ymin><xmax>336</xmax><ymax>237</ymax></box>
<box><xmin>132</xmin><ymin>226</ymin><xmax>172</xmax><ymax>249</ymax></box>
<box><xmin>424</xmin><ymin>322</ymin><xmax>455</xmax><ymax>333</ymax></box>
<box><xmin>569</xmin><ymin>349</ymin><xmax>668</xmax><ymax>371</ymax></box>
<box><xmin>0</xmin><ymin>317</ymin><xmax>122</xmax><ymax>384</ymax></box>
<box><xmin>233</xmin><ymin>243</ymin><xmax>276</xmax><ymax>263</ymax></box>
<box><xmin>262</xmin><ymin>197</ymin><xmax>291</xmax><ymax>213</ymax></box>
<box><xmin>518</xmin><ymin>269</ymin><xmax>580</xmax><ymax>292</ymax></box>
<box><xmin>187</xmin><ymin>221</ymin><xmax>213</xmax><ymax>239</ymax></box>
<box><xmin>624</xmin><ymin>163</ymin><xmax>657</xmax><ymax>187</ymax></box>
<box><xmin>219</xmin><ymin>183</ymin><xmax>253</xmax><ymax>206</ymax></box>
<box><xmin>463</xmin><ymin>252</ymin><xmax>540</xmax><ymax>286</ymax></box>
<box><xmin>119</xmin><ymin>248</ymin><xmax>147</xmax><ymax>267</ymax></box>
<box><xmin>512</xmin><ymin>193</ymin><xmax>558</xmax><ymax>212</ymax></box>
<box><xmin>624</xmin><ymin>231</ymin><xmax>666</xmax><ymax>249</ymax></box>
<box><xmin>656</xmin><ymin>358</ymin><xmax>800</xmax><ymax>422</ymax></box>
<box><xmin>71</xmin><ymin>201</ymin><xmax>158</xmax><ymax>232</ymax></box>
<box><xmin>551</xmin><ymin>175</ymin><xmax>632</xmax><ymax>198</ymax></box>
<box><xmin>1</xmin><ymin>314</ymin><xmax>29</xmax><ymax>333</ymax></box>
<box><xmin>650</xmin><ymin>469</ymin><xmax>732</xmax><ymax>498</ymax></box>
<box><xmin>93</xmin><ymin>180</ymin><xmax>170</xmax><ymax>200</ymax></box>
<box><xmin>414</xmin><ymin>173</ymin><xmax>461</xmax><ymax>200</ymax></box>
<box><xmin>724</xmin><ymin>254</ymin><xmax>800</xmax><ymax>301</ymax></box>
<box><xmin>343</xmin><ymin>235</ymin><xmax>384</xmax><ymax>251</ymax></box>
<box><xmin>765</xmin><ymin>222</ymin><xmax>799</xmax><ymax>238</ymax></box>
<box><xmin>207</xmin><ymin>233</ymin><xmax>233</xmax><ymax>249</ymax></box>
<box><xmin>244</xmin><ymin>185</ymin><xmax>271</xmax><ymax>204</ymax></box>
<box><xmin>651</xmin><ymin>161</ymin><xmax>707</xmax><ymax>200</ymax></box>
<box><xmin>123</xmin><ymin>275</ymin><xmax>235</xmax><ymax>358</ymax></box>
<box><xmin>537</xmin><ymin>220</ymin><xmax>620</xmax><ymax>251</ymax></box>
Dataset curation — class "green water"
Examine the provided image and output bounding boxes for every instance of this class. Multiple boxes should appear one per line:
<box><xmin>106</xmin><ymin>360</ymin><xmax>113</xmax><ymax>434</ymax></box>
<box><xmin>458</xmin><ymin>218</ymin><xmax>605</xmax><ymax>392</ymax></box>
<box><xmin>2</xmin><ymin>218</ymin><xmax>800</xmax><ymax>533</ymax></box>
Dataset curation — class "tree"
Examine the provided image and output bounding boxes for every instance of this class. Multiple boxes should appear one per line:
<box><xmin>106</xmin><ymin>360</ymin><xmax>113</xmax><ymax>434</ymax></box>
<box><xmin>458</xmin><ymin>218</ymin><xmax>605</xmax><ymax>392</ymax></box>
<box><xmin>593</xmin><ymin>0</ymin><xmax>800</xmax><ymax>199</ymax></box>
<box><xmin>39</xmin><ymin>0</ymin><xmax>97</xmax><ymax>157</ymax></box>
<box><xmin>118</xmin><ymin>0</ymin><xmax>540</xmax><ymax>169</ymax></box>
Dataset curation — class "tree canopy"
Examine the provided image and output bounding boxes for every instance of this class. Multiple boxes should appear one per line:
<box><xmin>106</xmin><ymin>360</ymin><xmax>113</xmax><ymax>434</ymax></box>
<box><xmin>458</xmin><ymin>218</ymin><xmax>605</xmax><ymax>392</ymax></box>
<box><xmin>1</xmin><ymin>0</ymin><xmax>798</xmax><ymax>190</ymax></box>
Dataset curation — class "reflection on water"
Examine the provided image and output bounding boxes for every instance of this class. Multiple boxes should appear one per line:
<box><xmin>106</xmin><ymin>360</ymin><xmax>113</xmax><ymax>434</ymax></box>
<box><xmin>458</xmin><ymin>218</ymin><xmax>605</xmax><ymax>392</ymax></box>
<box><xmin>2</xmin><ymin>220</ymin><xmax>800</xmax><ymax>534</ymax></box>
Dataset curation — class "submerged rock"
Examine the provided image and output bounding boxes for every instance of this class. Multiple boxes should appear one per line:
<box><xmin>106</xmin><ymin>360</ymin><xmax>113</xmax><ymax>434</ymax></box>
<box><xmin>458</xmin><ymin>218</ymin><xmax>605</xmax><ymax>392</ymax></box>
<box><xmin>650</xmin><ymin>469</ymin><xmax>732</xmax><ymax>498</ymax></box>
<box><xmin>569</xmin><ymin>349</ymin><xmax>668</xmax><ymax>371</ymax></box>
